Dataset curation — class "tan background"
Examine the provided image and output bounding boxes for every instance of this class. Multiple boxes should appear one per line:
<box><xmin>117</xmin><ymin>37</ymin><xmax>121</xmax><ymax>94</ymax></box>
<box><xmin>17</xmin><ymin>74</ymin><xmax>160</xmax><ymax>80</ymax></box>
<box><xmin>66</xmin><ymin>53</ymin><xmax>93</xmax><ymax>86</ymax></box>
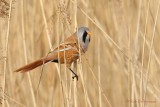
<box><xmin>0</xmin><ymin>0</ymin><xmax>160</xmax><ymax>107</ymax></box>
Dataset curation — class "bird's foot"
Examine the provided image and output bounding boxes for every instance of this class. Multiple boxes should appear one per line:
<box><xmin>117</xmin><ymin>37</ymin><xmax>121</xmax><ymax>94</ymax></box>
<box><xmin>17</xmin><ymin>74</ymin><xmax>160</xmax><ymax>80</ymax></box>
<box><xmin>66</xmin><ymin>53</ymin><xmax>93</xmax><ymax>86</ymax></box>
<box><xmin>72</xmin><ymin>74</ymin><xmax>78</xmax><ymax>81</ymax></box>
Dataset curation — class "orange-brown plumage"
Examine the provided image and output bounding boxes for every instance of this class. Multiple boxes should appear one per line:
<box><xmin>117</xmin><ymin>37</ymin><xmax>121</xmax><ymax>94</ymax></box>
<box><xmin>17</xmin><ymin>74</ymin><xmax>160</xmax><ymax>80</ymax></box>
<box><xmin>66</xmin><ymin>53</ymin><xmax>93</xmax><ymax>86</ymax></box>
<box><xmin>15</xmin><ymin>27</ymin><xmax>91</xmax><ymax>80</ymax></box>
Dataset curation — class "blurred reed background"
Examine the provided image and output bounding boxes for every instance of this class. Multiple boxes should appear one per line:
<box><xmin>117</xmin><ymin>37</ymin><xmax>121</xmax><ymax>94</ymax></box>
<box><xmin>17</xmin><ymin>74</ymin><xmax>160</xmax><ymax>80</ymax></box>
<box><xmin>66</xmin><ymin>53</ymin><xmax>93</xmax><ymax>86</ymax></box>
<box><xmin>0</xmin><ymin>0</ymin><xmax>160</xmax><ymax>107</ymax></box>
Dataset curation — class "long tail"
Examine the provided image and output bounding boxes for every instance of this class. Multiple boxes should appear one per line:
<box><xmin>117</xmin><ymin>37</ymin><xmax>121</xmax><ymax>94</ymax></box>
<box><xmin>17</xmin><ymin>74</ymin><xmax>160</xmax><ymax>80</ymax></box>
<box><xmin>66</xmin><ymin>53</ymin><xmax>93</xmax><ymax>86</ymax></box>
<box><xmin>14</xmin><ymin>58</ymin><xmax>50</xmax><ymax>73</ymax></box>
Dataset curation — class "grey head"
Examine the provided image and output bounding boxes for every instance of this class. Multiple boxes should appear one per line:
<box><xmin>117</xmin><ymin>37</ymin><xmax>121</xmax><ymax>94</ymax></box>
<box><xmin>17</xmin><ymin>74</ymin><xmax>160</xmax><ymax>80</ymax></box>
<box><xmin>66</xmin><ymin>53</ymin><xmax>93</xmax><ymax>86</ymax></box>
<box><xmin>75</xmin><ymin>27</ymin><xmax>91</xmax><ymax>52</ymax></box>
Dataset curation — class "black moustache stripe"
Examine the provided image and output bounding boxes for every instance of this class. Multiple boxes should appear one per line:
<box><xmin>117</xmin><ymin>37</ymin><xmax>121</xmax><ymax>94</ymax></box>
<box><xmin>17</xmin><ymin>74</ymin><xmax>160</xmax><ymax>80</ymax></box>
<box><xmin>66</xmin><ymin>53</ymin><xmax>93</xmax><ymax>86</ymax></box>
<box><xmin>82</xmin><ymin>31</ymin><xmax>88</xmax><ymax>43</ymax></box>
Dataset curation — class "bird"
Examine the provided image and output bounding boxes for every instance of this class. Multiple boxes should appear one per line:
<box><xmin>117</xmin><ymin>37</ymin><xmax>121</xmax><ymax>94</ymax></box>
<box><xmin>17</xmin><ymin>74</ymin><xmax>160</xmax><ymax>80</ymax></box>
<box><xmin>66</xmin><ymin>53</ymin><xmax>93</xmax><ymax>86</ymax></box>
<box><xmin>15</xmin><ymin>27</ymin><xmax>91</xmax><ymax>80</ymax></box>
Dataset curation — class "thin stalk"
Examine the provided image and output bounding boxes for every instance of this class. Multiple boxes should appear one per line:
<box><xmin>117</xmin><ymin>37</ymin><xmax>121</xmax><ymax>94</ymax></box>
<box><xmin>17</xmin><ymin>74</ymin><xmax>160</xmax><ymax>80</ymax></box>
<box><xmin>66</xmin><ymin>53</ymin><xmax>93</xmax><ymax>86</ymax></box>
<box><xmin>140</xmin><ymin>0</ymin><xmax>151</xmax><ymax>107</ymax></box>
<box><xmin>21</xmin><ymin>0</ymin><xmax>37</xmax><ymax>106</ymax></box>
<box><xmin>143</xmin><ymin>1</ymin><xmax>160</xmax><ymax>106</ymax></box>
<box><xmin>2</xmin><ymin>0</ymin><xmax>12</xmax><ymax>106</ymax></box>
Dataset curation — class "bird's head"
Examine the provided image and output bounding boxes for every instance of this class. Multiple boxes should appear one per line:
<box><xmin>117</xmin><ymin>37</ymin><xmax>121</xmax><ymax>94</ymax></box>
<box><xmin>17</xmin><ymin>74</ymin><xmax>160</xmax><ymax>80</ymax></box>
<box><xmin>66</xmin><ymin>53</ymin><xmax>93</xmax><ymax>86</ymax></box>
<box><xmin>76</xmin><ymin>27</ymin><xmax>91</xmax><ymax>52</ymax></box>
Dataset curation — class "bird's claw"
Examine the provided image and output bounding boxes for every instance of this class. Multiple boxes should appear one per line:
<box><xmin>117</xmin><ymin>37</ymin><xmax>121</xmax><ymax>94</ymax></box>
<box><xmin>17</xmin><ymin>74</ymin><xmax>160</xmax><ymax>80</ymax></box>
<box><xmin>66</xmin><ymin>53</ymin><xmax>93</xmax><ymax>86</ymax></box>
<box><xmin>72</xmin><ymin>74</ymin><xmax>78</xmax><ymax>81</ymax></box>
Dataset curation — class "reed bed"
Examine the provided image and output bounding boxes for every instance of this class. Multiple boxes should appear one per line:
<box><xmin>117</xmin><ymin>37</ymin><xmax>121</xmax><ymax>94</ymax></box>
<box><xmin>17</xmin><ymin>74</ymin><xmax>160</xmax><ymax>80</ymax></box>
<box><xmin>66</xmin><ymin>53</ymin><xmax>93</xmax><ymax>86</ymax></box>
<box><xmin>0</xmin><ymin>0</ymin><xmax>160</xmax><ymax>107</ymax></box>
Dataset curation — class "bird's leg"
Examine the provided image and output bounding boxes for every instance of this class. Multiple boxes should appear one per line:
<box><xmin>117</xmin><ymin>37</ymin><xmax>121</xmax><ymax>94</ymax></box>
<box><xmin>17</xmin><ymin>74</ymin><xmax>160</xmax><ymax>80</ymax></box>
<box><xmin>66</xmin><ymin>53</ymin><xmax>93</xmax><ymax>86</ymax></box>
<box><xmin>69</xmin><ymin>68</ymin><xmax>78</xmax><ymax>81</ymax></box>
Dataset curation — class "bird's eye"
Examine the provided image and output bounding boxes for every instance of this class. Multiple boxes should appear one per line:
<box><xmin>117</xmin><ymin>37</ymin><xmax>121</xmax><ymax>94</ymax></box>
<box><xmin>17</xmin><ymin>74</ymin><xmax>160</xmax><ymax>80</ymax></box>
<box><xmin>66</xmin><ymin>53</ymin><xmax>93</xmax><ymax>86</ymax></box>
<box><xmin>82</xmin><ymin>31</ymin><xmax>88</xmax><ymax>43</ymax></box>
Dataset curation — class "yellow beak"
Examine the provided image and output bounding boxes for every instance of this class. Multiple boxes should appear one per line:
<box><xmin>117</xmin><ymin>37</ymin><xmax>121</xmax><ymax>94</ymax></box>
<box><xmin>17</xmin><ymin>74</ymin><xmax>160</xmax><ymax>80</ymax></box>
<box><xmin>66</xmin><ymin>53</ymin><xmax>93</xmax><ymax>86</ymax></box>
<box><xmin>87</xmin><ymin>32</ymin><xmax>92</xmax><ymax>36</ymax></box>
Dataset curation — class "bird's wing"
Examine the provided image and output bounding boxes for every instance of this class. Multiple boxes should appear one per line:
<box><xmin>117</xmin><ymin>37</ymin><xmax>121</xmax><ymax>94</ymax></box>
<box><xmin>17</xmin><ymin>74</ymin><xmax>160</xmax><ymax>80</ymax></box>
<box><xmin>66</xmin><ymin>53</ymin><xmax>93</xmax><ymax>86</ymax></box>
<box><xmin>45</xmin><ymin>34</ymin><xmax>79</xmax><ymax>61</ymax></box>
<box><xmin>50</xmin><ymin>35</ymin><xmax>78</xmax><ymax>53</ymax></box>
<box><xmin>63</xmin><ymin>34</ymin><xmax>77</xmax><ymax>45</ymax></box>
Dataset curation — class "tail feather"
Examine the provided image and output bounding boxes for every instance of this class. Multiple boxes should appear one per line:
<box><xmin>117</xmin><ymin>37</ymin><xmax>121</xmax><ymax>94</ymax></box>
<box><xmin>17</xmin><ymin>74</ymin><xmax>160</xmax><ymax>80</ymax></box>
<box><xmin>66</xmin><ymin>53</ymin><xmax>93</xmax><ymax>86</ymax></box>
<box><xmin>15</xmin><ymin>58</ymin><xmax>50</xmax><ymax>72</ymax></box>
